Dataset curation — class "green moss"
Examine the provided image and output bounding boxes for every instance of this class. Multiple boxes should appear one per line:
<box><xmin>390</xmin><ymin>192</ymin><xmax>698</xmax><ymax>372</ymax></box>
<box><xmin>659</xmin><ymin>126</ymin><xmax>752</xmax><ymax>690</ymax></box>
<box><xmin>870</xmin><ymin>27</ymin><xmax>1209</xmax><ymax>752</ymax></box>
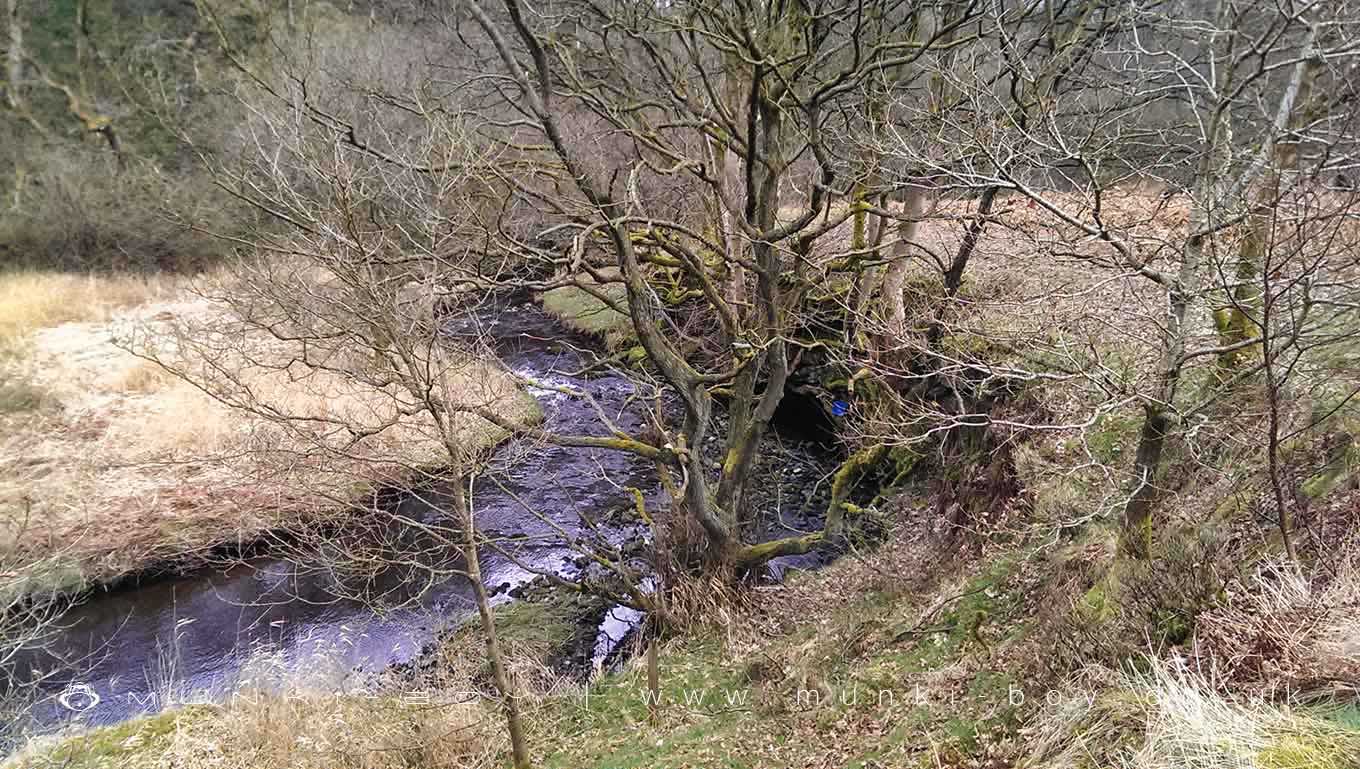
<box><xmin>1079</xmin><ymin>580</ymin><xmax>1114</xmax><ymax>622</ymax></box>
<box><xmin>491</xmin><ymin>596</ymin><xmax>580</xmax><ymax>649</ymax></box>
<box><xmin>1258</xmin><ymin>729</ymin><xmax>1360</xmax><ymax>769</ymax></box>
<box><xmin>1151</xmin><ymin>605</ymin><xmax>1194</xmax><ymax>645</ymax></box>
<box><xmin>1300</xmin><ymin>436</ymin><xmax>1360</xmax><ymax>499</ymax></box>
<box><xmin>826</xmin><ymin>444</ymin><xmax>890</xmax><ymax>535</ymax></box>
<box><xmin>884</xmin><ymin>445</ymin><xmax>923</xmax><ymax>488</ymax></box>
<box><xmin>18</xmin><ymin>706</ymin><xmax>215</xmax><ymax>768</ymax></box>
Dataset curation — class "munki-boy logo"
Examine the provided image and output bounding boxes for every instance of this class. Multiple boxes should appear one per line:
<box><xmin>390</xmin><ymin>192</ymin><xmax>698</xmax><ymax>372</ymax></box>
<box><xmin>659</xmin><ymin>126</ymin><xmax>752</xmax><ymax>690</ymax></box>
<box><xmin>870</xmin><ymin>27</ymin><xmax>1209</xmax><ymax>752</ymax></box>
<box><xmin>57</xmin><ymin>683</ymin><xmax>101</xmax><ymax>713</ymax></box>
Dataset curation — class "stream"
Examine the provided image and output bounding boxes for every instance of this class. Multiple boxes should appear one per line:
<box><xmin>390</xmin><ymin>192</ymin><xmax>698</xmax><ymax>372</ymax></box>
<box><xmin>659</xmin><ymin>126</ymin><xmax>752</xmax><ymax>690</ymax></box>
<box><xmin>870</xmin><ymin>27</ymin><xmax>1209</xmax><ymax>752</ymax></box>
<box><xmin>4</xmin><ymin>297</ymin><xmax>836</xmax><ymax>742</ymax></box>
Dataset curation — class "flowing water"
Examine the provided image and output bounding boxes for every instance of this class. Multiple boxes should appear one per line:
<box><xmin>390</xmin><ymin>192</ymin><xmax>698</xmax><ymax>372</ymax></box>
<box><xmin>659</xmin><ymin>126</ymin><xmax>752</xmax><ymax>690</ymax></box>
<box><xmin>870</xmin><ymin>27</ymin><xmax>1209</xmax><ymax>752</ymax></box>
<box><xmin>4</xmin><ymin>297</ymin><xmax>834</xmax><ymax>741</ymax></box>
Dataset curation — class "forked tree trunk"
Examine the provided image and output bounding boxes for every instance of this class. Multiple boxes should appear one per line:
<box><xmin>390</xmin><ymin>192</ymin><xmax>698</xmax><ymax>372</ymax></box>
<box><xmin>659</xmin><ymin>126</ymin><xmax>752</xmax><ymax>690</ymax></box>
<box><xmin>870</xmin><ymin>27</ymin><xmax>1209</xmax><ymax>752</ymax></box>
<box><xmin>714</xmin><ymin>98</ymin><xmax>790</xmax><ymax>538</ymax></box>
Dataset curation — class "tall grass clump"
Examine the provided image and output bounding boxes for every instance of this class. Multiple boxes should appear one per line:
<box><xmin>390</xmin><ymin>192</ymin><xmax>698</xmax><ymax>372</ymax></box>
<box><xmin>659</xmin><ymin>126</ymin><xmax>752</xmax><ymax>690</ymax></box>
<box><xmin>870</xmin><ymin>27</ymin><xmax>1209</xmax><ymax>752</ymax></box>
<box><xmin>1027</xmin><ymin>657</ymin><xmax>1360</xmax><ymax>769</ymax></box>
<box><xmin>0</xmin><ymin>270</ymin><xmax>177</xmax><ymax>349</ymax></box>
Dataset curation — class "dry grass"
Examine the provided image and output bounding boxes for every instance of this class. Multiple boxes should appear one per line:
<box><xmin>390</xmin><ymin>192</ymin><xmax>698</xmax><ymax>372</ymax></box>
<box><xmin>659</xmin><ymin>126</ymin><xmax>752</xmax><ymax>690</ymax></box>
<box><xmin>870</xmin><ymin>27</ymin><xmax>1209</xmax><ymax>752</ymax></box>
<box><xmin>1029</xmin><ymin>544</ymin><xmax>1360</xmax><ymax>769</ymax></box>
<box><xmin>111</xmin><ymin>360</ymin><xmax>175</xmax><ymax>394</ymax></box>
<box><xmin>0</xmin><ymin>272</ymin><xmax>539</xmax><ymax>597</ymax></box>
<box><xmin>178</xmin><ymin>693</ymin><xmax>499</xmax><ymax>769</ymax></box>
<box><xmin>1192</xmin><ymin>555</ymin><xmax>1360</xmax><ymax>700</ymax></box>
<box><xmin>0</xmin><ymin>270</ymin><xmax>179</xmax><ymax>353</ymax></box>
<box><xmin>1029</xmin><ymin>657</ymin><xmax>1360</xmax><ymax>769</ymax></box>
<box><xmin>5</xmin><ymin>693</ymin><xmax>504</xmax><ymax>769</ymax></box>
<box><xmin>1139</xmin><ymin>658</ymin><xmax>1281</xmax><ymax>768</ymax></box>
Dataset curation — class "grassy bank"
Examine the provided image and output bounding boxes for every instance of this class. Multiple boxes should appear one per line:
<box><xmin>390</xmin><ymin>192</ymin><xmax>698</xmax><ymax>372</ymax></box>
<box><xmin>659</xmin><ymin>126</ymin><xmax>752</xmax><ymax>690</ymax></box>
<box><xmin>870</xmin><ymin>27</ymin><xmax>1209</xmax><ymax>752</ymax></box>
<box><xmin>541</xmin><ymin>275</ymin><xmax>634</xmax><ymax>349</ymax></box>
<box><xmin>10</xmin><ymin>519</ymin><xmax>1358</xmax><ymax>768</ymax></box>
<box><xmin>0</xmin><ymin>270</ymin><xmax>540</xmax><ymax>599</ymax></box>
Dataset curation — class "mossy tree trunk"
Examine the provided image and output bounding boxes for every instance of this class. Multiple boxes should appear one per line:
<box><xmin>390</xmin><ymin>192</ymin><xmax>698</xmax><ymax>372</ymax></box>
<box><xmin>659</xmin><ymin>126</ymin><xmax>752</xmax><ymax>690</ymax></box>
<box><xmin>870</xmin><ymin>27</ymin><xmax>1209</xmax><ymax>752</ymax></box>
<box><xmin>715</xmin><ymin>94</ymin><xmax>792</xmax><ymax>533</ymax></box>
<box><xmin>1217</xmin><ymin>30</ymin><xmax>1321</xmax><ymax>374</ymax></box>
<box><xmin>825</xmin><ymin>444</ymin><xmax>889</xmax><ymax>540</ymax></box>
<box><xmin>1120</xmin><ymin>22</ymin><xmax>1322</xmax><ymax>558</ymax></box>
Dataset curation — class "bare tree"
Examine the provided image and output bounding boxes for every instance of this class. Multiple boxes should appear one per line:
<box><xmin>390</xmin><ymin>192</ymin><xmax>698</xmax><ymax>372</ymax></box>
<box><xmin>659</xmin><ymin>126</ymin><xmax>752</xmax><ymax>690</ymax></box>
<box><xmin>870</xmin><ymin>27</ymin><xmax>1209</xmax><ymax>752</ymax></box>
<box><xmin>125</xmin><ymin>46</ymin><xmax>550</xmax><ymax>756</ymax></box>
<box><xmin>877</xmin><ymin>0</ymin><xmax>1360</xmax><ymax>556</ymax></box>
<box><xmin>459</xmin><ymin>0</ymin><xmax>1004</xmax><ymax>569</ymax></box>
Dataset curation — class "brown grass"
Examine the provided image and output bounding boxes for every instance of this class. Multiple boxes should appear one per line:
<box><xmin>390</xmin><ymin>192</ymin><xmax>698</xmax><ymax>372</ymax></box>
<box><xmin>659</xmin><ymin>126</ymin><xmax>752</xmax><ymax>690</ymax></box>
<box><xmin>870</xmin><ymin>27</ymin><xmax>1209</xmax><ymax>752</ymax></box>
<box><xmin>0</xmin><ymin>273</ymin><xmax>539</xmax><ymax>597</ymax></box>
<box><xmin>4</xmin><ymin>693</ymin><xmax>504</xmax><ymax>769</ymax></box>
<box><xmin>111</xmin><ymin>361</ymin><xmax>175</xmax><ymax>394</ymax></box>
<box><xmin>0</xmin><ymin>270</ymin><xmax>179</xmax><ymax>353</ymax></box>
<box><xmin>180</xmin><ymin>692</ymin><xmax>499</xmax><ymax>769</ymax></box>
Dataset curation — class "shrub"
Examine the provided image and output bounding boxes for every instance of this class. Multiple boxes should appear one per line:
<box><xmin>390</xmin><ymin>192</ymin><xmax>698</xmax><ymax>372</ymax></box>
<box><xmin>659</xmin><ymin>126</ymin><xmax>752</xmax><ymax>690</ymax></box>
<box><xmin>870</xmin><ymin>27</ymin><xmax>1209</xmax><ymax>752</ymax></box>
<box><xmin>0</xmin><ymin>146</ymin><xmax>237</xmax><ymax>273</ymax></box>
<box><xmin>0</xmin><ymin>379</ymin><xmax>49</xmax><ymax>414</ymax></box>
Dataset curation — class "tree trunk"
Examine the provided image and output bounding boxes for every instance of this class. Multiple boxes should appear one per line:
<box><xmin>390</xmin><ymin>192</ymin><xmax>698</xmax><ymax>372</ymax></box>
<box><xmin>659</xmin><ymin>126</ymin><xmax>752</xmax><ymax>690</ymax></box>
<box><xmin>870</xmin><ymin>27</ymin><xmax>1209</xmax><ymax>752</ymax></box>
<box><xmin>1219</xmin><ymin>38</ymin><xmax>1321</xmax><ymax>371</ymax></box>
<box><xmin>451</xmin><ymin>476</ymin><xmax>533</xmax><ymax>769</ymax></box>
<box><xmin>1262</xmin><ymin>305</ymin><xmax>1298</xmax><ymax>563</ymax></box>
<box><xmin>1121</xmin><ymin>402</ymin><xmax>1173</xmax><ymax>558</ymax></box>
<box><xmin>881</xmin><ymin>186</ymin><xmax>929</xmax><ymax>341</ymax></box>
<box><xmin>714</xmin><ymin>96</ymin><xmax>790</xmax><ymax>538</ymax></box>
<box><xmin>646</xmin><ymin>627</ymin><xmax>660</xmax><ymax>724</ymax></box>
<box><xmin>716</xmin><ymin>55</ymin><xmax>747</xmax><ymax>313</ymax></box>
<box><xmin>74</xmin><ymin>0</ymin><xmax>89</xmax><ymax>101</ymax></box>
<box><xmin>1120</xmin><ymin>189</ymin><xmax>1214</xmax><ymax>556</ymax></box>
<box><xmin>924</xmin><ymin>186</ymin><xmax>998</xmax><ymax>349</ymax></box>
<box><xmin>5</xmin><ymin>0</ymin><xmax>23</xmax><ymax>111</ymax></box>
<box><xmin>1120</xmin><ymin>23</ymin><xmax>1317</xmax><ymax>558</ymax></box>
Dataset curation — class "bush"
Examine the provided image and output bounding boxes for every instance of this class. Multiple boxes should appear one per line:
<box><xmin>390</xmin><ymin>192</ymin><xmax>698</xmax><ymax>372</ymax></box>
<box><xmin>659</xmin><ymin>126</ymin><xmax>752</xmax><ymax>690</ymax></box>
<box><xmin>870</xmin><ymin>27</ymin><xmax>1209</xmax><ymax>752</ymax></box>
<box><xmin>0</xmin><ymin>146</ymin><xmax>237</xmax><ymax>273</ymax></box>
<box><xmin>0</xmin><ymin>379</ymin><xmax>49</xmax><ymax>414</ymax></box>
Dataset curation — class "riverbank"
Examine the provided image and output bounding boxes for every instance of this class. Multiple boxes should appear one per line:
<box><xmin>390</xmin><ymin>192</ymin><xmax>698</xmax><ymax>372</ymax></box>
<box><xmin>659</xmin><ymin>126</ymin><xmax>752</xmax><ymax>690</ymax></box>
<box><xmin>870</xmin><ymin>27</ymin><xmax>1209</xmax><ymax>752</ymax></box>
<box><xmin>0</xmin><ymin>270</ymin><xmax>539</xmax><ymax>601</ymax></box>
<box><xmin>10</xmin><ymin>504</ymin><xmax>1359</xmax><ymax>769</ymax></box>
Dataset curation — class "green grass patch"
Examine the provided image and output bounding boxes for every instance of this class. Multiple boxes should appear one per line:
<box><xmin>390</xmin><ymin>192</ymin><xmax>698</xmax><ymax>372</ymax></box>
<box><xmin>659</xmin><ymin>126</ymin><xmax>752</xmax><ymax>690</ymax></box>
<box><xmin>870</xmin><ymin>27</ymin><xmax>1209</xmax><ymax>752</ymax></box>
<box><xmin>10</xmin><ymin>706</ymin><xmax>215</xmax><ymax>769</ymax></box>
<box><xmin>539</xmin><ymin>634</ymin><xmax>756</xmax><ymax>768</ymax></box>
<box><xmin>1257</xmin><ymin>716</ymin><xmax>1360</xmax><ymax>769</ymax></box>
<box><xmin>495</xmin><ymin>597</ymin><xmax>580</xmax><ymax>647</ymax></box>
<box><xmin>542</xmin><ymin>280</ymin><xmax>634</xmax><ymax>348</ymax></box>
